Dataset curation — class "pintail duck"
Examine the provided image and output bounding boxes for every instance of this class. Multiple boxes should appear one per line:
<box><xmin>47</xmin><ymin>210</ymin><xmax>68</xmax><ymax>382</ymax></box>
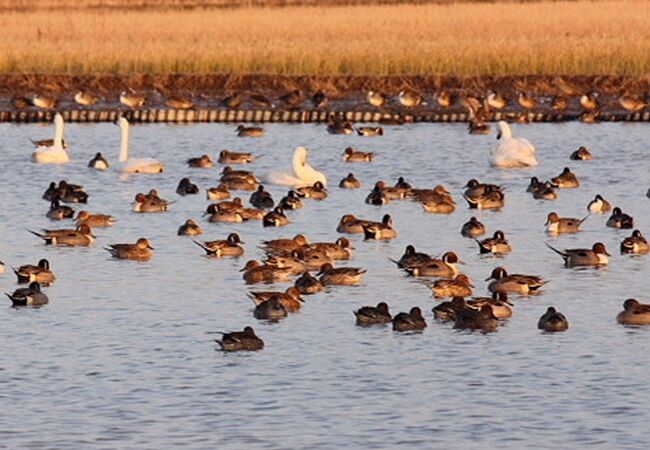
<box><xmin>249</xmin><ymin>287</ymin><xmax>303</xmax><ymax>313</ymax></box>
<box><xmin>317</xmin><ymin>263</ymin><xmax>366</xmax><ymax>286</ymax></box>
<box><xmin>545</xmin><ymin>212</ymin><xmax>586</xmax><ymax>234</ymax></box>
<box><xmin>178</xmin><ymin>219</ymin><xmax>203</xmax><ymax>236</ymax></box>
<box><xmin>619</xmin><ymin>94</ymin><xmax>647</xmax><ymax>112</ymax></box>
<box><xmin>132</xmin><ymin>192</ymin><xmax>172</xmax><ymax>213</ymax></box>
<box><xmin>365</xmin><ymin>185</ymin><xmax>389</xmax><ymax>206</ymax></box>
<box><xmin>405</xmin><ymin>252</ymin><xmax>462</xmax><ymax>278</ymax></box>
<box><xmin>617</xmin><ymin>299</ymin><xmax>650</xmax><ymax>325</ymax></box>
<box><xmin>119</xmin><ymin>91</ymin><xmax>146</xmax><ymax>108</ymax></box>
<box><xmin>363</xmin><ymin>214</ymin><xmax>397</xmax><ymax>240</ymax></box>
<box><xmin>278</xmin><ymin>190</ymin><xmax>303</xmax><ymax>210</ymax></box>
<box><xmin>620</xmin><ymin>230</ymin><xmax>649</xmax><ymax>254</ymax></box>
<box><xmin>12</xmin><ymin>96</ymin><xmax>29</xmax><ymax>109</ymax></box>
<box><xmin>279</xmin><ymin>89</ymin><xmax>302</xmax><ymax>108</ymax></box>
<box><xmin>570</xmin><ymin>146</ymin><xmax>593</xmax><ymax>161</ymax></box>
<box><xmin>391</xmin><ymin>245</ymin><xmax>433</xmax><ymax>268</ymax></box>
<box><xmin>392</xmin><ymin>307</ymin><xmax>427</xmax><ymax>332</ymax></box>
<box><xmin>236</xmin><ymin>125</ymin><xmax>265</xmax><ymax>137</ymax></box>
<box><xmin>253</xmin><ymin>298</ymin><xmax>288</xmax><ymax>320</ymax></box>
<box><xmin>550</xmin><ymin>167</ymin><xmax>580</xmax><ymax>189</ymax></box>
<box><xmin>263</xmin><ymin>207</ymin><xmax>289</xmax><ymax>227</ymax></box>
<box><xmin>421</xmin><ymin>194</ymin><xmax>456</xmax><ymax>214</ymax></box>
<box><xmin>220</xmin><ymin>172</ymin><xmax>259</xmax><ymax>191</ymax></box>
<box><xmin>304</xmin><ymin>237</ymin><xmax>353</xmax><ymax>261</ymax></box>
<box><xmin>218</xmin><ymin>150</ymin><xmax>256</xmax><ymax>164</ymax></box>
<box><xmin>487</xmin><ymin>90</ymin><xmax>507</xmax><ymax>109</ymax></box>
<box><xmin>337</xmin><ymin>214</ymin><xmax>369</xmax><ymax>234</ymax></box>
<box><xmin>206</xmin><ymin>196</ymin><xmax>244</xmax><ymax>213</ymax></box>
<box><xmin>587</xmin><ymin>194</ymin><xmax>611</xmax><ymax>214</ymax></box>
<box><xmin>410</xmin><ymin>185</ymin><xmax>452</xmax><ymax>204</ymax></box>
<box><xmin>74</xmin><ymin>90</ymin><xmax>98</xmax><ymax>106</ymax></box>
<box><xmin>205</xmin><ymin>205</ymin><xmax>244</xmax><ymax>223</ymax></box>
<box><xmin>371</xmin><ymin>181</ymin><xmax>406</xmax><ymax>201</ymax></box>
<box><xmin>293</xmin><ymin>248</ymin><xmax>334</xmax><ymax>271</ymax></box>
<box><xmin>606</xmin><ymin>207</ymin><xmax>634</xmax><ymax>229</ymax></box>
<box><xmin>580</xmin><ymin>110</ymin><xmax>599</xmax><ymax>123</ymax></box>
<box><xmin>295</xmin><ymin>181</ymin><xmax>327</xmax><ymax>200</ymax></box>
<box><xmin>468</xmin><ymin>120</ymin><xmax>490</xmax><ymax>135</ymax></box>
<box><xmin>261</xmin><ymin>234</ymin><xmax>309</xmax><ymax>256</ymax></box>
<box><xmin>106</xmin><ymin>238</ymin><xmax>154</xmax><ymax>261</ymax></box>
<box><xmin>526</xmin><ymin>177</ymin><xmax>541</xmax><ymax>193</ymax></box>
<box><xmin>44</xmin><ymin>180</ymin><xmax>88</xmax><ymax>204</ymax></box>
<box><xmin>241</xmin><ymin>260</ymin><xmax>293</xmax><ymax>284</ymax></box>
<box><xmin>14</xmin><ymin>259</ymin><xmax>55</xmax><ymax>285</ymax></box>
<box><xmin>580</xmin><ymin>92</ymin><xmax>599</xmax><ymax>111</ymax></box>
<box><xmin>486</xmin><ymin>267</ymin><xmax>546</xmax><ymax>295</ymax></box>
<box><xmin>222</xmin><ymin>92</ymin><xmax>242</xmax><ymax>108</ymax></box>
<box><xmin>431</xmin><ymin>274</ymin><xmax>474</xmax><ymax>298</ymax></box>
<box><xmin>398</xmin><ymin>90</ymin><xmax>423</xmax><ymax>108</ymax></box>
<box><xmin>250</xmin><ymin>185</ymin><xmax>275</xmax><ymax>209</ymax></box>
<box><xmin>367</xmin><ymin>90</ymin><xmax>386</xmax><ymax>107</ymax></box>
<box><xmin>356</xmin><ymin>126</ymin><xmax>383</xmax><ymax>137</ymax></box>
<box><xmin>538</xmin><ymin>307</ymin><xmax>569</xmax><ymax>332</ymax></box>
<box><xmin>215</xmin><ymin>327</ymin><xmax>264</xmax><ymax>352</ymax></box>
<box><xmin>176</xmin><ymin>177</ymin><xmax>199</xmax><ymax>196</ymax></box>
<box><xmin>6</xmin><ymin>282</ymin><xmax>49</xmax><ymax>307</ymax></box>
<box><xmin>221</xmin><ymin>166</ymin><xmax>259</xmax><ymax>182</ymax></box>
<box><xmin>343</xmin><ymin>147</ymin><xmax>375</xmax><ymax>162</ymax></box>
<box><xmin>327</xmin><ymin>119</ymin><xmax>354</xmax><ymax>135</ymax></box>
<box><xmin>266</xmin><ymin>255</ymin><xmax>309</xmax><ymax>275</ymax></box>
<box><xmin>294</xmin><ymin>271</ymin><xmax>323</xmax><ymax>295</ymax></box>
<box><xmin>436</xmin><ymin>90</ymin><xmax>454</xmax><ymax>108</ymax></box>
<box><xmin>547</xmin><ymin>242</ymin><xmax>610</xmax><ymax>267</ymax></box>
<box><xmin>240</xmin><ymin>206</ymin><xmax>268</xmax><ymax>221</ymax></box>
<box><xmin>206</xmin><ymin>184</ymin><xmax>231</xmax><ymax>201</ymax></box>
<box><xmin>551</xmin><ymin>96</ymin><xmax>568</xmax><ymax>111</ymax></box>
<box><xmin>32</xmin><ymin>94</ymin><xmax>57</xmax><ymax>109</ymax></box>
<box><xmin>517</xmin><ymin>91</ymin><xmax>537</xmax><ymax>110</ymax></box>
<box><xmin>311</xmin><ymin>90</ymin><xmax>327</xmax><ymax>108</ymax></box>
<box><xmin>464</xmin><ymin>188</ymin><xmax>505</xmax><ymax>210</ymax></box>
<box><xmin>339</xmin><ymin>173</ymin><xmax>361</xmax><ymax>189</ymax></box>
<box><xmin>354</xmin><ymin>302</ymin><xmax>392</xmax><ymax>326</ymax></box>
<box><xmin>187</xmin><ymin>154</ymin><xmax>214</xmax><ymax>168</ymax></box>
<box><xmin>194</xmin><ymin>233</ymin><xmax>244</xmax><ymax>257</ymax></box>
<box><xmin>165</xmin><ymin>96</ymin><xmax>194</xmax><ymax>109</ymax></box>
<box><xmin>464</xmin><ymin>179</ymin><xmax>504</xmax><ymax>201</ymax></box>
<box><xmin>394</xmin><ymin>176</ymin><xmax>412</xmax><ymax>191</ymax></box>
<box><xmin>467</xmin><ymin>292</ymin><xmax>513</xmax><ymax>319</ymax></box>
<box><xmin>250</xmin><ymin>93</ymin><xmax>274</xmax><ymax>108</ymax></box>
<box><xmin>454</xmin><ymin>304</ymin><xmax>499</xmax><ymax>332</ymax></box>
<box><xmin>47</xmin><ymin>199</ymin><xmax>75</xmax><ymax>220</ymax></box>
<box><xmin>29</xmin><ymin>224</ymin><xmax>95</xmax><ymax>247</ymax></box>
<box><xmin>461</xmin><ymin>217</ymin><xmax>486</xmax><ymax>238</ymax></box>
<box><xmin>476</xmin><ymin>230</ymin><xmax>511</xmax><ymax>255</ymax></box>
<box><xmin>88</xmin><ymin>152</ymin><xmax>110</xmax><ymax>170</ymax></box>
<box><xmin>75</xmin><ymin>211</ymin><xmax>115</xmax><ymax>228</ymax></box>
<box><xmin>433</xmin><ymin>297</ymin><xmax>467</xmax><ymax>321</ymax></box>
<box><xmin>529</xmin><ymin>180</ymin><xmax>558</xmax><ymax>200</ymax></box>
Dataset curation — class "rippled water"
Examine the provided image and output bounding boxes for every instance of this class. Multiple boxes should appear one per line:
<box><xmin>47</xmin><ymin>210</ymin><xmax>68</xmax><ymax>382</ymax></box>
<box><xmin>1</xmin><ymin>120</ymin><xmax>649</xmax><ymax>449</ymax></box>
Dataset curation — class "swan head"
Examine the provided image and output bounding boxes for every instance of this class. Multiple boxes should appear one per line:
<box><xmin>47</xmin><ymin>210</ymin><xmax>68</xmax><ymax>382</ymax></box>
<box><xmin>119</xmin><ymin>117</ymin><xmax>129</xmax><ymax>129</ymax></box>
<box><xmin>54</xmin><ymin>113</ymin><xmax>64</xmax><ymax>127</ymax></box>
<box><xmin>496</xmin><ymin>121</ymin><xmax>512</xmax><ymax>140</ymax></box>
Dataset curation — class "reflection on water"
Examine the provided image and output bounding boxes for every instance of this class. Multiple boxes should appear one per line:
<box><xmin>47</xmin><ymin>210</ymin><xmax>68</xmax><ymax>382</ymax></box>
<box><xmin>0</xmin><ymin>121</ymin><xmax>649</xmax><ymax>448</ymax></box>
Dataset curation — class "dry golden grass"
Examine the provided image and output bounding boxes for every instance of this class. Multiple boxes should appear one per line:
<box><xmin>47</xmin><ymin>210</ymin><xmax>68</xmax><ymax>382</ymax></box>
<box><xmin>0</xmin><ymin>0</ymin><xmax>648</xmax><ymax>75</ymax></box>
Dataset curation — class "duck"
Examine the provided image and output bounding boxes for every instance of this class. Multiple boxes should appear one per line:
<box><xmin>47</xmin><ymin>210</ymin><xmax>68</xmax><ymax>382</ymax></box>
<box><xmin>176</xmin><ymin>177</ymin><xmax>199</xmax><ymax>196</ymax></box>
<box><xmin>215</xmin><ymin>327</ymin><xmax>264</xmax><ymax>352</ymax></box>
<box><xmin>580</xmin><ymin>91</ymin><xmax>599</xmax><ymax>111</ymax></box>
<box><xmin>221</xmin><ymin>166</ymin><xmax>260</xmax><ymax>182</ymax></box>
<box><xmin>53</xmin><ymin>180</ymin><xmax>88</xmax><ymax>204</ymax></box>
<box><xmin>205</xmin><ymin>206</ymin><xmax>244</xmax><ymax>223</ymax></box>
<box><xmin>538</xmin><ymin>307</ymin><xmax>569</xmax><ymax>332</ymax></box>
<box><xmin>279</xmin><ymin>89</ymin><xmax>302</xmax><ymax>108</ymax></box>
<box><xmin>221</xmin><ymin>92</ymin><xmax>242</xmax><ymax>108</ymax></box>
<box><xmin>532</xmin><ymin>182</ymin><xmax>559</xmax><ymax>200</ymax></box>
<box><xmin>369</xmin><ymin>181</ymin><xmax>406</xmax><ymax>201</ymax></box>
<box><xmin>362</xmin><ymin>214</ymin><xmax>397</xmax><ymax>240</ymax></box>
<box><xmin>12</xmin><ymin>96</ymin><xmax>30</xmax><ymax>109</ymax></box>
<box><xmin>165</xmin><ymin>96</ymin><xmax>194</xmax><ymax>109</ymax></box>
<box><xmin>117</xmin><ymin>117</ymin><xmax>165</xmax><ymax>173</ymax></box>
<box><xmin>466</xmin><ymin>292</ymin><xmax>513</xmax><ymax>319</ymax></box>
<box><xmin>119</xmin><ymin>91</ymin><xmax>145</xmax><ymax>108</ymax></box>
<box><xmin>278</xmin><ymin>190</ymin><xmax>303</xmax><ymax>210</ymax></box>
<box><xmin>422</xmin><ymin>195</ymin><xmax>456</xmax><ymax>214</ymax></box>
<box><xmin>356</xmin><ymin>127</ymin><xmax>383</xmax><ymax>137</ymax></box>
<box><xmin>337</xmin><ymin>214</ymin><xmax>369</xmax><ymax>234</ymax></box>
<box><xmin>550</xmin><ymin>167</ymin><xmax>580</xmax><ymax>188</ymax></box>
<box><xmin>294</xmin><ymin>271</ymin><xmax>323</xmax><ymax>295</ymax></box>
<box><xmin>5</xmin><ymin>282</ymin><xmax>49</xmax><ymax>307</ymax></box>
<box><xmin>392</xmin><ymin>307</ymin><xmax>427</xmax><ymax>331</ymax></box>
<box><xmin>489</xmin><ymin>121</ymin><xmax>537</xmax><ymax>168</ymax></box>
<box><xmin>240</xmin><ymin>205</ymin><xmax>265</xmax><ymax>221</ymax></box>
<box><xmin>464</xmin><ymin>188</ymin><xmax>505</xmax><ymax>210</ymax></box>
<box><xmin>311</xmin><ymin>90</ymin><xmax>328</xmax><ymax>108</ymax></box>
<box><xmin>617</xmin><ymin>299</ymin><xmax>650</xmax><ymax>325</ymax></box>
<box><xmin>76</xmin><ymin>211</ymin><xmax>115</xmax><ymax>228</ymax></box>
<box><xmin>606</xmin><ymin>207</ymin><xmax>634</xmax><ymax>229</ymax></box>
<box><xmin>436</xmin><ymin>90</ymin><xmax>454</xmax><ymax>107</ymax></box>
<box><xmin>343</xmin><ymin>147</ymin><xmax>375</xmax><ymax>162</ymax></box>
<box><xmin>29</xmin><ymin>224</ymin><xmax>95</xmax><ymax>247</ymax></box>
<box><xmin>46</xmin><ymin>199</ymin><xmax>75</xmax><ymax>220</ymax></box>
<box><xmin>620</xmin><ymin>230</ymin><xmax>649</xmax><ymax>254</ymax></box>
<box><xmin>354</xmin><ymin>302</ymin><xmax>392</xmax><ymax>326</ymax></box>
<box><xmin>486</xmin><ymin>267</ymin><xmax>546</xmax><ymax>295</ymax></box>
<box><xmin>619</xmin><ymin>94</ymin><xmax>647</xmax><ymax>112</ymax></box>
<box><xmin>220</xmin><ymin>176</ymin><xmax>259</xmax><ymax>191</ymax></box>
<box><xmin>87</xmin><ymin>152</ymin><xmax>109</xmax><ymax>170</ymax></box>
<box><xmin>132</xmin><ymin>192</ymin><xmax>172</xmax><ymax>213</ymax></box>
<box><xmin>461</xmin><ymin>217</ymin><xmax>486</xmax><ymax>238</ymax></box>
<box><xmin>295</xmin><ymin>181</ymin><xmax>328</xmax><ymax>200</ymax></box>
<box><xmin>261</xmin><ymin>234</ymin><xmax>309</xmax><ymax>256</ymax></box>
<box><xmin>487</xmin><ymin>90</ymin><xmax>507</xmax><ymax>109</ymax></box>
<box><xmin>262</xmin><ymin>207</ymin><xmax>289</xmax><ymax>227</ymax></box>
<box><xmin>266</xmin><ymin>147</ymin><xmax>327</xmax><ymax>188</ymax></box>
<box><xmin>432</xmin><ymin>297</ymin><xmax>468</xmax><ymax>321</ymax></box>
<box><xmin>177</xmin><ymin>219</ymin><xmax>203</xmax><ymax>236</ymax></box>
<box><xmin>464</xmin><ymin>179</ymin><xmax>503</xmax><ymax>201</ymax></box>
<box><xmin>545</xmin><ymin>212</ymin><xmax>586</xmax><ymax>234</ymax></box>
<box><xmin>253</xmin><ymin>298</ymin><xmax>288</xmax><ymax>321</ymax></box>
<box><xmin>517</xmin><ymin>92</ymin><xmax>537</xmax><ymax>110</ymax></box>
<box><xmin>249</xmin><ymin>287</ymin><xmax>303</xmax><ymax>313</ymax></box>
<box><xmin>580</xmin><ymin>110</ymin><xmax>600</xmax><ymax>123</ymax></box>
<box><xmin>404</xmin><ymin>252</ymin><xmax>462</xmax><ymax>278</ymax></box>
<box><xmin>365</xmin><ymin>186</ymin><xmax>389</xmax><ymax>206</ymax></box>
<box><xmin>106</xmin><ymin>238</ymin><xmax>154</xmax><ymax>261</ymax></box>
<box><xmin>339</xmin><ymin>173</ymin><xmax>361</xmax><ymax>189</ymax></box>
<box><xmin>410</xmin><ymin>185</ymin><xmax>453</xmax><ymax>204</ymax></box>
<box><xmin>454</xmin><ymin>305</ymin><xmax>499</xmax><ymax>332</ymax></box>
<box><xmin>236</xmin><ymin>124</ymin><xmax>265</xmax><ymax>137</ymax></box>
<box><xmin>32</xmin><ymin>94</ymin><xmax>57</xmax><ymax>109</ymax></box>
<box><xmin>526</xmin><ymin>177</ymin><xmax>541</xmax><ymax>193</ymax></box>
<box><xmin>476</xmin><ymin>230</ymin><xmax>511</xmax><ymax>255</ymax></box>
<box><xmin>194</xmin><ymin>233</ymin><xmax>245</xmax><ymax>257</ymax></box>
<box><xmin>431</xmin><ymin>274</ymin><xmax>474</xmax><ymax>298</ymax></box>
<box><xmin>551</xmin><ymin>96</ymin><xmax>568</xmax><ymax>111</ymax></box>
<box><xmin>304</xmin><ymin>237</ymin><xmax>353</xmax><ymax>261</ymax></box>
<box><xmin>31</xmin><ymin>113</ymin><xmax>69</xmax><ymax>164</ymax></box>
<box><xmin>241</xmin><ymin>260</ymin><xmax>293</xmax><ymax>284</ymax></box>
<box><xmin>367</xmin><ymin>90</ymin><xmax>386</xmax><ymax>107</ymax></box>
<box><xmin>587</xmin><ymin>194</ymin><xmax>611</xmax><ymax>214</ymax></box>
<box><xmin>570</xmin><ymin>146</ymin><xmax>593</xmax><ymax>161</ymax></box>
<box><xmin>206</xmin><ymin>184</ymin><xmax>231</xmax><ymax>201</ymax></box>
<box><xmin>74</xmin><ymin>90</ymin><xmax>98</xmax><ymax>106</ymax></box>
<box><xmin>13</xmin><ymin>259</ymin><xmax>56</xmax><ymax>285</ymax></box>
<box><xmin>249</xmin><ymin>185</ymin><xmax>275</xmax><ymax>209</ymax></box>
<box><xmin>317</xmin><ymin>263</ymin><xmax>366</xmax><ymax>286</ymax></box>
<box><xmin>327</xmin><ymin>119</ymin><xmax>354</xmax><ymax>135</ymax></box>
<box><xmin>218</xmin><ymin>150</ymin><xmax>256</xmax><ymax>164</ymax></box>
<box><xmin>187</xmin><ymin>154</ymin><xmax>214</xmax><ymax>168</ymax></box>
<box><xmin>398</xmin><ymin>90</ymin><xmax>423</xmax><ymax>108</ymax></box>
<box><xmin>391</xmin><ymin>245</ymin><xmax>433</xmax><ymax>269</ymax></box>
<box><xmin>547</xmin><ymin>242</ymin><xmax>610</xmax><ymax>267</ymax></box>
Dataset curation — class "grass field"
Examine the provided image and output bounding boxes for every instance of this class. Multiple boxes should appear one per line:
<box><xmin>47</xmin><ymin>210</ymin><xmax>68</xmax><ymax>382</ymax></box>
<box><xmin>0</xmin><ymin>1</ymin><xmax>648</xmax><ymax>75</ymax></box>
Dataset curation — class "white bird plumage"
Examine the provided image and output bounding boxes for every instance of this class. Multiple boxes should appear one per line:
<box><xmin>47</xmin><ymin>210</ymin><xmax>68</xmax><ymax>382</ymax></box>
<box><xmin>31</xmin><ymin>113</ymin><xmax>69</xmax><ymax>164</ymax></box>
<box><xmin>117</xmin><ymin>117</ymin><xmax>165</xmax><ymax>174</ymax></box>
<box><xmin>265</xmin><ymin>146</ymin><xmax>327</xmax><ymax>187</ymax></box>
<box><xmin>489</xmin><ymin>121</ymin><xmax>538</xmax><ymax>168</ymax></box>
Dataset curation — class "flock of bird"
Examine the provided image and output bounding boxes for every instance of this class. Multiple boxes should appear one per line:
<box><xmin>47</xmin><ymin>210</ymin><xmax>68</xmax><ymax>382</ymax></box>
<box><xmin>3</xmin><ymin>109</ymin><xmax>650</xmax><ymax>352</ymax></box>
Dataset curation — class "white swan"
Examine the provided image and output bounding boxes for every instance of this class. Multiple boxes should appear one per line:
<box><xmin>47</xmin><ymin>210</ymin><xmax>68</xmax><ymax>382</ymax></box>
<box><xmin>31</xmin><ymin>113</ymin><xmax>69</xmax><ymax>164</ymax></box>
<box><xmin>117</xmin><ymin>117</ymin><xmax>165</xmax><ymax>174</ymax></box>
<box><xmin>489</xmin><ymin>121</ymin><xmax>538</xmax><ymax>168</ymax></box>
<box><xmin>265</xmin><ymin>146</ymin><xmax>327</xmax><ymax>187</ymax></box>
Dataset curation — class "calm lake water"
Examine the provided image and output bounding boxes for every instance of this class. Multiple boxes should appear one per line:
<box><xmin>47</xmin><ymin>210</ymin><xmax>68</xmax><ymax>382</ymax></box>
<box><xmin>1</xmin><ymin>120</ymin><xmax>649</xmax><ymax>449</ymax></box>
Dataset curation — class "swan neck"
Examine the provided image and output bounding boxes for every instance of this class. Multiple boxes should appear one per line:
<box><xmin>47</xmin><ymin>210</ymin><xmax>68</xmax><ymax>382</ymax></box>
<box><xmin>54</xmin><ymin>115</ymin><xmax>64</xmax><ymax>148</ymax></box>
<box><xmin>119</xmin><ymin>121</ymin><xmax>129</xmax><ymax>162</ymax></box>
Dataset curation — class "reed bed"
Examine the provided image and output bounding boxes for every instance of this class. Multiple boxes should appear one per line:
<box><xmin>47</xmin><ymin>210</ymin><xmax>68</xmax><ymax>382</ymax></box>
<box><xmin>0</xmin><ymin>1</ymin><xmax>648</xmax><ymax>75</ymax></box>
